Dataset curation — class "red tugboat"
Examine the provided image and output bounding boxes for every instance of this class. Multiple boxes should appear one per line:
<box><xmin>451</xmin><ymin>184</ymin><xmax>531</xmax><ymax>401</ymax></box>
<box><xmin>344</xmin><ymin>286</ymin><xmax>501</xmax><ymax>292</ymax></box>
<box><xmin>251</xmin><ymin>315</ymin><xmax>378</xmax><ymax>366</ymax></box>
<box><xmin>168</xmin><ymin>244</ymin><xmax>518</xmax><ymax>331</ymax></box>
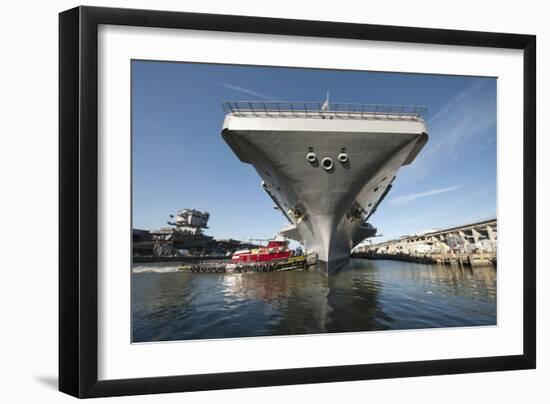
<box><xmin>181</xmin><ymin>239</ymin><xmax>314</xmax><ymax>273</ymax></box>
<box><xmin>179</xmin><ymin>238</ymin><xmax>315</xmax><ymax>273</ymax></box>
<box><xmin>231</xmin><ymin>239</ymin><xmax>292</xmax><ymax>263</ymax></box>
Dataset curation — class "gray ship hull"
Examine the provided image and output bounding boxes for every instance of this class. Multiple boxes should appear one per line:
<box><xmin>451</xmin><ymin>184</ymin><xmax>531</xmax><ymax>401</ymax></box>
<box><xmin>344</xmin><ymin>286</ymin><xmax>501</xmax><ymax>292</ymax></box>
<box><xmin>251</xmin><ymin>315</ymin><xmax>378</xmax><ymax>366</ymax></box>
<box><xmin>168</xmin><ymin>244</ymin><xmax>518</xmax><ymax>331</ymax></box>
<box><xmin>222</xmin><ymin>104</ymin><xmax>428</xmax><ymax>273</ymax></box>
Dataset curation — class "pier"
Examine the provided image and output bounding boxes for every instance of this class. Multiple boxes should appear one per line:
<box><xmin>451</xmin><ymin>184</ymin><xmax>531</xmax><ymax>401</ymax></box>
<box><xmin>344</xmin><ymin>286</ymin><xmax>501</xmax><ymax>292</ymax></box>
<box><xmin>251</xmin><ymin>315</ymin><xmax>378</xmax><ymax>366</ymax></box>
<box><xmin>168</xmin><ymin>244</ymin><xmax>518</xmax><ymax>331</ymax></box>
<box><xmin>353</xmin><ymin>219</ymin><xmax>497</xmax><ymax>267</ymax></box>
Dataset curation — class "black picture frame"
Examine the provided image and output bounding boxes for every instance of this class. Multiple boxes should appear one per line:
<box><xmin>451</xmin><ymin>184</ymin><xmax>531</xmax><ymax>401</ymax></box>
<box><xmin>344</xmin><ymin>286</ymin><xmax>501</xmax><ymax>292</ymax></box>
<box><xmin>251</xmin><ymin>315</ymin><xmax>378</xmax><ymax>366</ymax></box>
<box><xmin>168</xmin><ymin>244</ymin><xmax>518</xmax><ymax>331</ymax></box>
<box><xmin>59</xmin><ymin>5</ymin><xmax>536</xmax><ymax>398</ymax></box>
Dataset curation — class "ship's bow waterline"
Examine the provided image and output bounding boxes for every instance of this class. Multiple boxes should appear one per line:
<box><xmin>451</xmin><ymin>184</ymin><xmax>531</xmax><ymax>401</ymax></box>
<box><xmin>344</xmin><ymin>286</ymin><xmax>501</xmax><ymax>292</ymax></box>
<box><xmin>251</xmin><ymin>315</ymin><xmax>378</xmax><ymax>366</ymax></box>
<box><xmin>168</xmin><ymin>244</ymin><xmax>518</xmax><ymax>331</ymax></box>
<box><xmin>221</xmin><ymin>101</ymin><xmax>428</xmax><ymax>273</ymax></box>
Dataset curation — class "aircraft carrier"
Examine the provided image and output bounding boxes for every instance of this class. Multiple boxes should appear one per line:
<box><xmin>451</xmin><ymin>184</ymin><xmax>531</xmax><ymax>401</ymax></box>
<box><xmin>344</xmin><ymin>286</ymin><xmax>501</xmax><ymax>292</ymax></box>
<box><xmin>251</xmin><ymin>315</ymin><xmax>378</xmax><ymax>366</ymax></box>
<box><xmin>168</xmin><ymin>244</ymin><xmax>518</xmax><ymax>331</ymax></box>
<box><xmin>221</xmin><ymin>99</ymin><xmax>428</xmax><ymax>273</ymax></box>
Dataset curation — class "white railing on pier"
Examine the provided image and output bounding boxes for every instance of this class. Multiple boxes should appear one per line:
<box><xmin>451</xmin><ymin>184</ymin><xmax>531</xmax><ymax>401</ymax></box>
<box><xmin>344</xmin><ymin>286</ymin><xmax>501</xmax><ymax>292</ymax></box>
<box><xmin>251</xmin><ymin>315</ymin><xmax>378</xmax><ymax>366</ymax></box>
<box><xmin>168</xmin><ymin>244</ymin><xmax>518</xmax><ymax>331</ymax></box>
<box><xmin>222</xmin><ymin>101</ymin><xmax>427</xmax><ymax>120</ymax></box>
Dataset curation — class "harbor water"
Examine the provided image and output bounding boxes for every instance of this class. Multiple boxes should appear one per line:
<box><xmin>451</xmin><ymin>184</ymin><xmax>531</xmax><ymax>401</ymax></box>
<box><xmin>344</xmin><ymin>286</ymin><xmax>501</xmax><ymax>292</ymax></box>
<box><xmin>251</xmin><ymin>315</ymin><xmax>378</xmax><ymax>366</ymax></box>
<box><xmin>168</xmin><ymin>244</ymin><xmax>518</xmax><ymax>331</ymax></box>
<box><xmin>132</xmin><ymin>258</ymin><xmax>496</xmax><ymax>342</ymax></box>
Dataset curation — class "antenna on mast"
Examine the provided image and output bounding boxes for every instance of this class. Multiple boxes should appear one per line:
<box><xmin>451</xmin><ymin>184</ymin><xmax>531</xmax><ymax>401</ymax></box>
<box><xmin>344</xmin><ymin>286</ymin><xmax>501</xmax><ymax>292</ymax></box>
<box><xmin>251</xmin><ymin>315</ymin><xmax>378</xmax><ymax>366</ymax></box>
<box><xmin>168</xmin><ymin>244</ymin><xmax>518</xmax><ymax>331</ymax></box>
<box><xmin>321</xmin><ymin>91</ymin><xmax>330</xmax><ymax>111</ymax></box>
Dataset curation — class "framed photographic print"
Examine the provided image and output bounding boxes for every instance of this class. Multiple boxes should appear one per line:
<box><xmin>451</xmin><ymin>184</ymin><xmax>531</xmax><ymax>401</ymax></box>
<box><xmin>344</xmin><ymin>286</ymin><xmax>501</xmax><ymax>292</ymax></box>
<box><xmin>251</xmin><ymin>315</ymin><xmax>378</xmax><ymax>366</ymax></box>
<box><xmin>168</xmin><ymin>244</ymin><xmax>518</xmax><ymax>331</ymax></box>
<box><xmin>59</xmin><ymin>6</ymin><xmax>536</xmax><ymax>398</ymax></box>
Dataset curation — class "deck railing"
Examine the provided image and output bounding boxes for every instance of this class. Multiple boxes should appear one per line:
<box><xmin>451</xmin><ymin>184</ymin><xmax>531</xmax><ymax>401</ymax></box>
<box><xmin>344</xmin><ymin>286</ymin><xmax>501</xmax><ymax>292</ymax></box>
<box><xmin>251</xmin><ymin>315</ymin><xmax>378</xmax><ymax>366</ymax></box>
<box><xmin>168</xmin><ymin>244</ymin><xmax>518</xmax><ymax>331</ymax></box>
<box><xmin>222</xmin><ymin>101</ymin><xmax>427</xmax><ymax>120</ymax></box>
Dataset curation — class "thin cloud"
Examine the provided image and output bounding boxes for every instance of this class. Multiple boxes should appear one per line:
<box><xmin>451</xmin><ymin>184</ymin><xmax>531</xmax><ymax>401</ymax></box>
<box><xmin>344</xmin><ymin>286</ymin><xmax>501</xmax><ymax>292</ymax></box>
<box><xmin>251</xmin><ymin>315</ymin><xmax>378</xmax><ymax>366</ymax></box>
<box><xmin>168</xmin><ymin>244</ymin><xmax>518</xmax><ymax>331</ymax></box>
<box><xmin>402</xmin><ymin>79</ymin><xmax>496</xmax><ymax>181</ymax></box>
<box><xmin>389</xmin><ymin>186</ymin><xmax>460</xmax><ymax>207</ymax></box>
<box><xmin>221</xmin><ymin>83</ymin><xmax>276</xmax><ymax>100</ymax></box>
<box><xmin>427</xmin><ymin>80</ymin><xmax>496</xmax><ymax>158</ymax></box>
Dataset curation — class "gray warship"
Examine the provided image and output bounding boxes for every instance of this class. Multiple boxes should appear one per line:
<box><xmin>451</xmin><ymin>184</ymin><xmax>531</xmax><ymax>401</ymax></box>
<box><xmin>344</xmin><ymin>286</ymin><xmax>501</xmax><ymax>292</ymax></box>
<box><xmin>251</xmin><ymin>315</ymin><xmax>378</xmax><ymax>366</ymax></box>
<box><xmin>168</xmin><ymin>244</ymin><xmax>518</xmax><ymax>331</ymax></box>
<box><xmin>221</xmin><ymin>99</ymin><xmax>428</xmax><ymax>272</ymax></box>
<box><xmin>133</xmin><ymin>208</ymin><xmax>214</xmax><ymax>258</ymax></box>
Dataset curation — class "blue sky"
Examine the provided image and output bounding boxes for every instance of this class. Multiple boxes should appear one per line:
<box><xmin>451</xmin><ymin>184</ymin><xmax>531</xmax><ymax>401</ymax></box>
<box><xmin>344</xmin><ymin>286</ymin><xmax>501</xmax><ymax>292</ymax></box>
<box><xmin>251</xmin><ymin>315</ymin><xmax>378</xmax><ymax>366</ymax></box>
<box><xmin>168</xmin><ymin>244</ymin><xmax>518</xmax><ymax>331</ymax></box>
<box><xmin>132</xmin><ymin>61</ymin><xmax>496</xmax><ymax>243</ymax></box>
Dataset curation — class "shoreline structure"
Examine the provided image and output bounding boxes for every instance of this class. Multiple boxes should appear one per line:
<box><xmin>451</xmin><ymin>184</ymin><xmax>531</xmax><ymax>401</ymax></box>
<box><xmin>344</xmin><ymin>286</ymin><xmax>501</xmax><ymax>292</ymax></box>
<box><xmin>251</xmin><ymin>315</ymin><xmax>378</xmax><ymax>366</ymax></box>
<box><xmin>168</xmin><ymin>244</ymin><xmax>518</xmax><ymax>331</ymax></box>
<box><xmin>353</xmin><ymin>218</ymin><xmax>497</xmax><ymax>267</ymax></box>
<box><xmin>133</xmin><ymin>215</ymin><xmax>497</xmax><ymax>269</ymax></box>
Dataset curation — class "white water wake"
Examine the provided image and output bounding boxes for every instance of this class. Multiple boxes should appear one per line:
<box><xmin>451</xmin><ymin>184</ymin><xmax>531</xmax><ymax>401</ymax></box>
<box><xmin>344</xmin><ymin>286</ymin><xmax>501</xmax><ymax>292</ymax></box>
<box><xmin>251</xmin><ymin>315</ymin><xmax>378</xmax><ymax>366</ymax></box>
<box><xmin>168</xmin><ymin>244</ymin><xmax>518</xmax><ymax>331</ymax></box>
<box><xmin>132</xmin><ymin>265</ymin><xmax>181</xmax><ymax>274</ymax></box>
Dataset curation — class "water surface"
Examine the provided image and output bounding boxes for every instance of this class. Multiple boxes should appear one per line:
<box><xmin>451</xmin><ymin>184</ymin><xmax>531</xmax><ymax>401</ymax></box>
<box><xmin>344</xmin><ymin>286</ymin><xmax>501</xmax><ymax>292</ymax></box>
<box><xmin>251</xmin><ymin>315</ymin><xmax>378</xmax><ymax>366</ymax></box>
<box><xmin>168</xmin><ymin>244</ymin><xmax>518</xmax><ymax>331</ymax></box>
<box><xmin>132</xmin><ymin>258</ymin><xmax>496</xmax><ymax>342</ymax></box>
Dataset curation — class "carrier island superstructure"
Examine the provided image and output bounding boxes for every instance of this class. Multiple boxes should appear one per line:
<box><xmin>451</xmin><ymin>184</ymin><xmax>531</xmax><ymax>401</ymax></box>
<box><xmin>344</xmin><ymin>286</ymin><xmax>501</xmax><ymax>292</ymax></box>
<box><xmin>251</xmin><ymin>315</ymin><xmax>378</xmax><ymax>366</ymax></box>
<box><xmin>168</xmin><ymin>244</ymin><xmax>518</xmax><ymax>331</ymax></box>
<box><xmin>221</xmin><ymin>100</ymin><xmax>428</xmax><ymax>272</ymax></box>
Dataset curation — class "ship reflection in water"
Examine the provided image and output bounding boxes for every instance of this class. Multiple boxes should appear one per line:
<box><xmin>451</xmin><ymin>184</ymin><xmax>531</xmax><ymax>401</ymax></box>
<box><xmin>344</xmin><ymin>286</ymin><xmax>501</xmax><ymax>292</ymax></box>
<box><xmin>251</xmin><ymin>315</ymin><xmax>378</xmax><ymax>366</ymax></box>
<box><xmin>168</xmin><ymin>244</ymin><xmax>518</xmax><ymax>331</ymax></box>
<box><xmin>132</xmin><ymin>259</ymin><xmax>496</xmax><ymax>342</ymax></box>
